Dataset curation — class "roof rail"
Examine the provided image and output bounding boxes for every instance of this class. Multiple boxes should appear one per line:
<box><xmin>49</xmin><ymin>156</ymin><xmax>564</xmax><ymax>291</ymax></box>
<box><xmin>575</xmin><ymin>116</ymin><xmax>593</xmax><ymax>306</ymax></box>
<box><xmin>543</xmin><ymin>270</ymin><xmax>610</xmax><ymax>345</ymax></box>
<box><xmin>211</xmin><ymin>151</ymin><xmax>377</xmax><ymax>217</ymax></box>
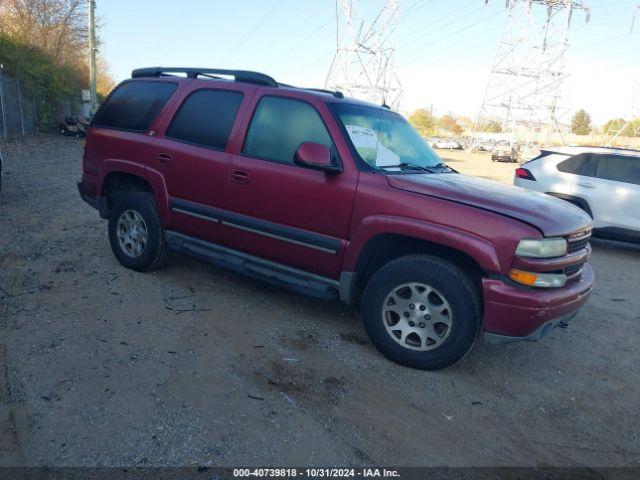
<box><xmin>131</xmin><ymin>67</ymin><xmax>278</xmax><ymax>87</ymax></box>
<box><xmin>304</xmin><ymin>88</ymin><xmax>344</xmax><ymax>99</ymax></box>
<box><xmin>278</xmin><ymin>83</ymin><xmax>345</xmax><ymax>99</ymax></box>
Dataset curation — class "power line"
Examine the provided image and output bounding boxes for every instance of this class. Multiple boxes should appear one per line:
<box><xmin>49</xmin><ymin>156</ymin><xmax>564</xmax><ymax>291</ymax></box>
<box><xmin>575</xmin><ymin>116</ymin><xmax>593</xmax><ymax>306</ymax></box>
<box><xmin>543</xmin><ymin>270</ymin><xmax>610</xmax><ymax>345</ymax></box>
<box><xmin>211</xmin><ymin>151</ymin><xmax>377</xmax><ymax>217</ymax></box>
<box><xmin>396</xmin><ymin>0</ymin><xmax>481</xmax><ymax>43</ymax></box>
<box><xmin>218</xmin><ymin>0</ymin><xmax>287</xmax><ymax>65</ymax></box>
<box><xmin>397</xmin><ymin>9</ymin><xmax>503</xmax><ymax>62</ymax></box>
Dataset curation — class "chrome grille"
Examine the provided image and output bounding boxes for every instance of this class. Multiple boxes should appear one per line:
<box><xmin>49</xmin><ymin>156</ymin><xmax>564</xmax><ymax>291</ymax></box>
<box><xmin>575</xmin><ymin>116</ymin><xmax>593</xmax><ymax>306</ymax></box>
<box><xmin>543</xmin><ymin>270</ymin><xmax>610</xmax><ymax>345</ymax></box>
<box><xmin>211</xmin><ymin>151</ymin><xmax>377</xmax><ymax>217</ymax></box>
<box><xmin>567</xmin><ymin>230</ymin><xmax>591</xmax><ymax>254</ymax></box>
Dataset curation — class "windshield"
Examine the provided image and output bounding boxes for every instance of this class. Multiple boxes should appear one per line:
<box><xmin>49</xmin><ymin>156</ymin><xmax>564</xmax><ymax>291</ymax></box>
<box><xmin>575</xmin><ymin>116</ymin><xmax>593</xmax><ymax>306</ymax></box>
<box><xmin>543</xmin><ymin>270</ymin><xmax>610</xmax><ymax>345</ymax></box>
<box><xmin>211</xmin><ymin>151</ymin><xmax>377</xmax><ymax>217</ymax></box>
<box><xmin>331</xmin><ymin>103</ymin><xmax>445</xmax><ymax>172</ymax></box>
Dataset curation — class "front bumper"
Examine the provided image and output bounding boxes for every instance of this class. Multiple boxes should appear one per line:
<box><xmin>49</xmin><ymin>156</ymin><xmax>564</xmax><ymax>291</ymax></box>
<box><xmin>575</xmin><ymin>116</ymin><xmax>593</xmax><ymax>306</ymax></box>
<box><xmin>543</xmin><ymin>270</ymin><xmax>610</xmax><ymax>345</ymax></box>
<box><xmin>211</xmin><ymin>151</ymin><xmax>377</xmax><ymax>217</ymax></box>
<box><xmin>481</xmin><ymin>263</ymin><xmax>594</xmax><ymax>343</ymax></box>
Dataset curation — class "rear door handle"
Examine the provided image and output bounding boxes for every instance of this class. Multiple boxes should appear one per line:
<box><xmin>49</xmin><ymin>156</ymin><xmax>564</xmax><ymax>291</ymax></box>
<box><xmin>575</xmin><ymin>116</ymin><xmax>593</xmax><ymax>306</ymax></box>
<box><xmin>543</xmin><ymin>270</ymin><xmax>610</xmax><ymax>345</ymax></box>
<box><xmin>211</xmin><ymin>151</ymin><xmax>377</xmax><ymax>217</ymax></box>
<box><xmin>231</xmin><ymin>169</ymin><xmax>249</xmax><ymax>185</ymax></box>
<box><xmin>577</xmin><ymin>182</ymin><xmax>594</xmax><ymax>188</ymax></box>
<box><xmin>157</xmin><ymin>153</ymin><xmax>173</xmax><ymax>166</ymax></box>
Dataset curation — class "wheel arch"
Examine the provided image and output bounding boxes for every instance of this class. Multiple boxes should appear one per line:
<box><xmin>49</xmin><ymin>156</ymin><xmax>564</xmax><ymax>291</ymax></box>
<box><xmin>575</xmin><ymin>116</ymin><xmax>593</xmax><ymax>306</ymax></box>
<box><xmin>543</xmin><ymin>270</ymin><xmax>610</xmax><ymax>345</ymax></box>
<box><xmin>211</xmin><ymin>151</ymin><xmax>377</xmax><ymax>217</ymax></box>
<box><xmin>353</xmin><ymin>233</ymin><xmax>486</xmax><ymax>300</ymax></box>
<box><xmin>98</xmin><ymin>162</ymin><xmax>171</xmax><ymax>226</ymax></box>
<box><xmin>545</xmin><ymin>192</ymin><xmax>593</xmax><ymax>218</ymax></box>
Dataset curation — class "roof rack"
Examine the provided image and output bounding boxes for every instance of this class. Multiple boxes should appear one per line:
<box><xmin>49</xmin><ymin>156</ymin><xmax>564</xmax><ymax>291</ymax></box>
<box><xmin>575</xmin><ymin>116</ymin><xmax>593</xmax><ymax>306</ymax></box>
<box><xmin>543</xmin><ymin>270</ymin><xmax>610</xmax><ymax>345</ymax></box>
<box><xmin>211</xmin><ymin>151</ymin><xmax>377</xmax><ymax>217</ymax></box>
<box><xmin>131</xmin><ymin>67</ymin><xmax>278</xmax><ymax>87</ymax></box>
<box><xmin>304</xmin><ymin>88</ymin><xmax>344</xmax><ymax>99</ymax></box>
<box><xmin>278</xmin><ymin>83</ymin><xmax>344</xmax><ymax>99</ymax></box>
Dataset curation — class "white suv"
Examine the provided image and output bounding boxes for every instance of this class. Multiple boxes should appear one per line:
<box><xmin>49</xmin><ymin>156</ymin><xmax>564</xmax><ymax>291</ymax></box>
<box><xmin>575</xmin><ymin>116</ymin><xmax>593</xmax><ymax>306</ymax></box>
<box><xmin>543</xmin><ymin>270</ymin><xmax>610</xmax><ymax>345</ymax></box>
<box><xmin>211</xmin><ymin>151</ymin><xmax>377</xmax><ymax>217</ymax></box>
<box><xmin>514</xmin><ymin>146</ymin><xmax>640</xmax><ymax>243</ymax></box>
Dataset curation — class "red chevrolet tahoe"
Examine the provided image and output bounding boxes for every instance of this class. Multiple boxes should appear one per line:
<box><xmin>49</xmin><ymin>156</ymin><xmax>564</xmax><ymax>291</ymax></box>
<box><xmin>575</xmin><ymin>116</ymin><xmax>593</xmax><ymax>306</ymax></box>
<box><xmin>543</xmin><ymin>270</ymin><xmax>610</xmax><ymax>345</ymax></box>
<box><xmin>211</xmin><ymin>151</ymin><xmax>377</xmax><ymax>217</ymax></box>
<box><xmin>78</xmin><ymin>67</ymin><xmax>594</xmax><ymax>370</ymax></box>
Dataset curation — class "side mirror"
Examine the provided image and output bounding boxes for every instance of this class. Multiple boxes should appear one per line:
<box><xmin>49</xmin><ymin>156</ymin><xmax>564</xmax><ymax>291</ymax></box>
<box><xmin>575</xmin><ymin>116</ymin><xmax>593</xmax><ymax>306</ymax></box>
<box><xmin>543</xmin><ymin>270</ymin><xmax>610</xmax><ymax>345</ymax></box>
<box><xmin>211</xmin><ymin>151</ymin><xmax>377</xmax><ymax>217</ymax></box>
<box><xmin>294</xmin><ymin>142</ymin><xmax>342</xmax><ymax>174</ymax></box>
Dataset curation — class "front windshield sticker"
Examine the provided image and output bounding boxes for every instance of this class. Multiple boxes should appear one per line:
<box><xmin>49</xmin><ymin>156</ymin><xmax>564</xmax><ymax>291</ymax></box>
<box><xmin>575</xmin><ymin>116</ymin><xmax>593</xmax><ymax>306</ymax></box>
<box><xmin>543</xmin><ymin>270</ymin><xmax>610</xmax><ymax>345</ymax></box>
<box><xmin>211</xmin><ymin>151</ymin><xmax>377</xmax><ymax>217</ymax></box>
<box><xmin>344</xmin><ymin>125</ymin><xmax>400</xmax><ymax>167</ymax></box>
<box><xmin>345</xmin><ymin>125</ymin><xmax>378</xmax><ymax>149</ymax></box>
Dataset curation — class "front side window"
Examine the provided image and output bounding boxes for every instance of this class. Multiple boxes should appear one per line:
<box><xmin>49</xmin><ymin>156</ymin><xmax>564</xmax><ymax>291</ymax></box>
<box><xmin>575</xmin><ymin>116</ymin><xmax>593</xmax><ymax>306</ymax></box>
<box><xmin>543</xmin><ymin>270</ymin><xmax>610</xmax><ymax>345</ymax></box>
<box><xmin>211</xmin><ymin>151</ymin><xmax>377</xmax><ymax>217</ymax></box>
<box><xmin>243</xmin><ymin>96</ymin><xmax>332</xmax><ymax>164</ymax></box>
<box><xmin>331</xmin><ymin>103</ymin><xmax>443</xmax><ymax>172</ymax></box>
<box><xmin>92</xmin><ymin>81</ymin><xmax>178</xmax><ymax>132</ymax></box>
<box><xmin>596</xmin><ymin>155</ymin><xmax>640</xmax><ymax>185</ymax></box>
<box><xmin>557</xmin><ymin>153</ymin><xmax>597</xmax><ymax>177</ymax></box>
<box><xmin>166</xmin><ymin>89</ymin><xmax>244</xmax><ymax>150</ymax></box>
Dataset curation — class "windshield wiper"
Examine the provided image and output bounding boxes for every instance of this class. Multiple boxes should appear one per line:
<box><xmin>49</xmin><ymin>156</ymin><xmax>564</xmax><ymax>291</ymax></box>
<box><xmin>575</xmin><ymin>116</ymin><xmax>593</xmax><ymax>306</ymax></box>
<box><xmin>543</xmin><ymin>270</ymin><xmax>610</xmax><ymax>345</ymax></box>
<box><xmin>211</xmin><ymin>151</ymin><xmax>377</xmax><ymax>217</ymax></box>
<box><xmin>380</xmin><ymin>162</ymin><xmax>451</xmax><ymax>173</ymax></box>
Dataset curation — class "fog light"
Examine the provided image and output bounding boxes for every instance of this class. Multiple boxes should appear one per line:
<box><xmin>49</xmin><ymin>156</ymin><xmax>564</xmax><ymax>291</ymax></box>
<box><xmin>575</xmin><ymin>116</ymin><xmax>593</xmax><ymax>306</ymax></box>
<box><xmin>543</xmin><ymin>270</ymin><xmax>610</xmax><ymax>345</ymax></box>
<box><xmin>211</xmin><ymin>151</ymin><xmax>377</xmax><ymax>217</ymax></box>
<box><xmin>509</xmin><ymin>269</ymin><xmax>567</xmax><ymax>288</ymax></box>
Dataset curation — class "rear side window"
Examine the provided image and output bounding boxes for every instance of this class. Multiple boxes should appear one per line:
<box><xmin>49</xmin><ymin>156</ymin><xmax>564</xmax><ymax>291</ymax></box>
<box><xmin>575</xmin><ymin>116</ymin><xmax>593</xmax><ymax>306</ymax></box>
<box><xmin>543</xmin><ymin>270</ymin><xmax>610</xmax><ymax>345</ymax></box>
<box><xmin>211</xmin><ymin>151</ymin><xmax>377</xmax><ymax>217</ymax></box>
<box><xmin>166</xmin><ymin>89</ymin><xmax>243</xmax><ymax>150</ymax></box>
<box><xmin>596</xmin><ymin>155</ymin><xmax>640</xmax><ymax>185</ymax></box>
<box><xmin>92</xmin><ymin>81</ymin><xmax>178</xmax><ymax>132</ymax></box>
<box><xmin>557</xmin><ymin>153</ymin><xmax>597</xmax><ymax>177</ymax></box>
<box><xmin>242</xmin><ymin>96</ymin><xmax>332</xmax><ymax>164</ymax></box>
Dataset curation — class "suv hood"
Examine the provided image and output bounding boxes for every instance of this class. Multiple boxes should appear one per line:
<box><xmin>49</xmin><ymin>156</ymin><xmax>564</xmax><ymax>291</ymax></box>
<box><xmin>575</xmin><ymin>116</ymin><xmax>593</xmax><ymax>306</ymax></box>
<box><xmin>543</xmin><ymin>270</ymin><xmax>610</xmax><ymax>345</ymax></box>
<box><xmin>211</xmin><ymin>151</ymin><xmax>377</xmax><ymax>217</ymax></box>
<box><xmin>387</xmin><ymin>173</ymin><xmax>591</xmax><ymax>237</ymax></box>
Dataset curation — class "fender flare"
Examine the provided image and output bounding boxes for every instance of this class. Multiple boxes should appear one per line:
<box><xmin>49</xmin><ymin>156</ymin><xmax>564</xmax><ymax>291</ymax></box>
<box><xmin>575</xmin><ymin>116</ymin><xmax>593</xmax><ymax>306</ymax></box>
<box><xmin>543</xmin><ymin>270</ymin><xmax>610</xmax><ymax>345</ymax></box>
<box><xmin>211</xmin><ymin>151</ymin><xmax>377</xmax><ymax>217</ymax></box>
<box><xmin>342</xmin><ymin>215</ymin><xmax>502</xmax><ymax>274</ymax></box>
<box><xmin>97</xmin><ymin>160</ymin><xmax>171</xmax><ymax>227</ymax></box>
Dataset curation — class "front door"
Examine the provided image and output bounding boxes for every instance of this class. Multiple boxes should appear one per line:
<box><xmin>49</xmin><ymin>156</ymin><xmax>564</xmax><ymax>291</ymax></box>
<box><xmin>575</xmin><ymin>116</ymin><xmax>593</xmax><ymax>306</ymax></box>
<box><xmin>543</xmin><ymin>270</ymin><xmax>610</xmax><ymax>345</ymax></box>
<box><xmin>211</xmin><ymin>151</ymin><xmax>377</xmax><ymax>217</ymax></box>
<box><xmin>222</xmin><ymin>95</ymin><xmax>358</xmax><ymax>279</ymax></box>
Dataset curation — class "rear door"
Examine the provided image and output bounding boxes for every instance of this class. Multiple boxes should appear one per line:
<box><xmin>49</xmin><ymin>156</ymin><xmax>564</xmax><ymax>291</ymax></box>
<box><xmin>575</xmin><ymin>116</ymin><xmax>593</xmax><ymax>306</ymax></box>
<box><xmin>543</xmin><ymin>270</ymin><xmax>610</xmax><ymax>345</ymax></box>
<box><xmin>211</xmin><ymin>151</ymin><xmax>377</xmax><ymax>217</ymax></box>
<box><xmin>578</xmin><ymin>154</ymin><xmax>640</xmax><ymax>232</ymax></box>
<box><xmin>221</xmin><ymin>94</ymin><xmax>359</xmax><ymax>279</ymax></box>
<box><xmin>151</xmin><ymin>86</ymin><xmax>247</xmax><ymax>243</ymax></box>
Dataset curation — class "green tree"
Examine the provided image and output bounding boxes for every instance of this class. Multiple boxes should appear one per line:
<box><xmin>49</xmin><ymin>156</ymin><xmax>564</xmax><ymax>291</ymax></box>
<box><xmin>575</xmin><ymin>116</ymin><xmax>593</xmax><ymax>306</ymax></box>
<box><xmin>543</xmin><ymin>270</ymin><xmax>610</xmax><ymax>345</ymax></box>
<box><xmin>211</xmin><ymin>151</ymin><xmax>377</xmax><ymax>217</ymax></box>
<box><xmin>485</xmin><ymin>120</ymin><xmax>502</xmax><ymax>133</ymax></box>
<box><xmin>571</xmin><ymin>109</ymin><xmax>592</xmax><ymax>135</ymax></box>
<box><xmin>603</xmin><ymin>118</ymin><xmax>628</xmax><ymax>136</ymax></box>
<box><xmin>408</xmin><ymin>108</ymin><xmax>435</xmax><ymax>137</ymax></box>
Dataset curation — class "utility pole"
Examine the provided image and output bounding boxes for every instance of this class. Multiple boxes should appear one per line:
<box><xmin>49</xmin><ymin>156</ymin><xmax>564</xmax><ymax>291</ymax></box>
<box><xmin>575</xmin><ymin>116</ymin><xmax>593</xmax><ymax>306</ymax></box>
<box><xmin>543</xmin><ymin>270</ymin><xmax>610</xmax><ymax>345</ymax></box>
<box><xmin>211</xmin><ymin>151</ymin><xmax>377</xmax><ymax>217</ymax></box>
<box><xmin>470</xmin><ymin>0</ymin><xmax>589</xmax><ymax>150</ymax></box>
<box><xmin>88</xmin><ymin>0</ymin><xmax>97</xmax><ymax>114</ymax></box>
<box><xmin>326</xmin><ymin>0</ymin><xmax>403</xmax><ymax>111</ymax></box>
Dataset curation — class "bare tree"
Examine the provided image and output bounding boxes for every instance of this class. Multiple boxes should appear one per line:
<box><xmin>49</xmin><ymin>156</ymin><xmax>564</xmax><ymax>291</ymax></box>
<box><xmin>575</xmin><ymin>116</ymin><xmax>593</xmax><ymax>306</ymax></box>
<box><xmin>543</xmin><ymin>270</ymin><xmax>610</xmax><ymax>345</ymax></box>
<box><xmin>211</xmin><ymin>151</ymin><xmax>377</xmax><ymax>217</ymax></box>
<box><xmin>0</xmin><ymin>0</ymin><xmax>89</xmax><ymax>68</ymax></box>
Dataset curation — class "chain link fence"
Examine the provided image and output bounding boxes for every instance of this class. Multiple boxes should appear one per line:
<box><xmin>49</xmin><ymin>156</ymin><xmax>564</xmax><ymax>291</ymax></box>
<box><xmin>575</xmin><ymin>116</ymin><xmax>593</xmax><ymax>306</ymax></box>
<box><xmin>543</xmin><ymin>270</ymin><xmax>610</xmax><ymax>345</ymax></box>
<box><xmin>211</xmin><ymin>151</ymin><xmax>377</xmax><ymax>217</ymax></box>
<box><xmin>0</xmin><ymin>70</ymin><xmax>37</xmax><ymax>139</ymax></box>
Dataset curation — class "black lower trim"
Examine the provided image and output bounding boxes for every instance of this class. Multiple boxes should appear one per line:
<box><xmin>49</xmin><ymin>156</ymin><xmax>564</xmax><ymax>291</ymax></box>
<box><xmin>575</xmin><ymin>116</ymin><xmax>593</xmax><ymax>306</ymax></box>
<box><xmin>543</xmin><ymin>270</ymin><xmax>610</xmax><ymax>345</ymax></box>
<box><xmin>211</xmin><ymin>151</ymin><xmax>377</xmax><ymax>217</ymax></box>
<box><xmin>169</xmin><ymin>197</ymin><xmax>341</xmax><ymax>255</ymax></box>
<box><xmin>593</xmin><ymin>227</ymin><xmax>640</xmax><ymax>244</ymax></box>
<box><xmin>165</xmin><ymin>231</ymin><xmax>342</xmax><ymax>300</ymax></box>
<box><xmin>78</xmin><ymin>182</ymin><xmax>95</xmax><ymax>206</ymax></box>
<box><xmin>78</xmin><ymin>182</ymin><xmax>109</xmax><ymax>219</ymax></box>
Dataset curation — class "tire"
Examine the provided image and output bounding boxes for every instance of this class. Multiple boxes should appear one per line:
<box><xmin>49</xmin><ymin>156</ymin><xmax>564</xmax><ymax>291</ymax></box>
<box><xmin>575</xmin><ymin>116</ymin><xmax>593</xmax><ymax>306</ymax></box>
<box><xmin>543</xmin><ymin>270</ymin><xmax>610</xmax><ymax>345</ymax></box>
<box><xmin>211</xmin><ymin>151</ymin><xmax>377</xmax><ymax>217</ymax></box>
<box><xmin>108</xmin><ymin>191</ymin><xmax>168</xmax><ymax>271</ymax></box>
<box><xmin>361</xmin><ymin>255</ymin><xmax>481</xmax><ymax>370</ymax></box>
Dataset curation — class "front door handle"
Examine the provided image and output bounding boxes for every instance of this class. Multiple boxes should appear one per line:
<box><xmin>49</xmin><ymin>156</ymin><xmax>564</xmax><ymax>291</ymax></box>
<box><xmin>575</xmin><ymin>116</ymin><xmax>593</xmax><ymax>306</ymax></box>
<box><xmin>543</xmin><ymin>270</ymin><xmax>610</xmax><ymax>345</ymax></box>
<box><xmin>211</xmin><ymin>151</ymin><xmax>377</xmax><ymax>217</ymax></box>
<box><xmin>231</xmin><ymin>169</ymin><xmax>249</xmax><ymax>185</ymax></box>
<box><xmin>577</xmin><ymin>182</ymin><xmax>594</xmax><ymax>188</ymax></box>
<box><xmin>157</xmin><ymin>152</ymin><xmax>173</xmax><ymax>166</ymax></box>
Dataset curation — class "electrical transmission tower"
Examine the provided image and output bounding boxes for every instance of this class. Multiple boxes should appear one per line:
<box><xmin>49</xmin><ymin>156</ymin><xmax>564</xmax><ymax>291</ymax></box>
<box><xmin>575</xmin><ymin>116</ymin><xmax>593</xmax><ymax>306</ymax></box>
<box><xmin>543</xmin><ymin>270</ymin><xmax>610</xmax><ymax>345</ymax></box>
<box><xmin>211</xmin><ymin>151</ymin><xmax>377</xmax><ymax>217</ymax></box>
<box><xmin>471</xmin><ymin>0</ymin><xmax>589</xmax><ymax>149</ymax></box>
<box><xmin>607</xmin><ymin>2</ymin><xmax>640</xmax><ymax>145</ymax></box>
<box><xmin>326</xmin><ymin>0</ymin><xmax>403</xmax><ymax>110</ymax></box>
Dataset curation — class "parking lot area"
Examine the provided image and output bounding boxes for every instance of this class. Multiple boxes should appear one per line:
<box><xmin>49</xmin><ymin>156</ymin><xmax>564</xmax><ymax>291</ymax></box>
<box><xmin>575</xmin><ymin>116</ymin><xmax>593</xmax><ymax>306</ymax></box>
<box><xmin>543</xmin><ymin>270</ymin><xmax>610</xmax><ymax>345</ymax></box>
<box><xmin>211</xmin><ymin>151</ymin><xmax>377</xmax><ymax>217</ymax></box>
<box><xmin>1</xmin><ymin>135</ymin><xmax>639</xmax><ymax>467</ymax></box>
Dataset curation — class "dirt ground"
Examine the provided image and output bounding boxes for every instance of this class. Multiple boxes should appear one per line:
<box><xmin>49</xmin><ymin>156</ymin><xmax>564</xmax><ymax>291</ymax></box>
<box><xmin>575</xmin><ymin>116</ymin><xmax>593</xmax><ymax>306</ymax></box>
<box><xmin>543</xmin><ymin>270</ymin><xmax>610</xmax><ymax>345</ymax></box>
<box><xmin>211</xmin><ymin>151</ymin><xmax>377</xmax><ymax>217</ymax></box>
<box><xmin>0</xmin><ymin>135</ymin><xmax>639</xmax><ymax>467</ymax></box>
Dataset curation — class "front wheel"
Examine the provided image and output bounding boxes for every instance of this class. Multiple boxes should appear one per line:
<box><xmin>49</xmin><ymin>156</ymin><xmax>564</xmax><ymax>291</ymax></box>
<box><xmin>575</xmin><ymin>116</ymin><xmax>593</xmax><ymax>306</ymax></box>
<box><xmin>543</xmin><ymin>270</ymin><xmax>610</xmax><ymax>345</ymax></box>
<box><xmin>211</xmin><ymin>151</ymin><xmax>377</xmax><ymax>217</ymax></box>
<box><xmin>361</xmin><ymin>255</ymin><xmax>481</xmax><ymax>370</ymax></box>
<box><xmin>108</xmin><ymin>192</ymin><xmax>168</xmax><ymax>271</ymax></box>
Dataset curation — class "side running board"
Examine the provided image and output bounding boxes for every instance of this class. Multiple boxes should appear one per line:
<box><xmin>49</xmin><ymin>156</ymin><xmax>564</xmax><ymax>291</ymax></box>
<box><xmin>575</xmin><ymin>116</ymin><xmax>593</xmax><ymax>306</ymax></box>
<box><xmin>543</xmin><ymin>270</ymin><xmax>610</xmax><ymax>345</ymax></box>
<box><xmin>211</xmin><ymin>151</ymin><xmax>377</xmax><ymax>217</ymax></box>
<box><xmin>165</xmin><ymin>231</ymin><xmax>340</xmax><ymax>300</ymax></box>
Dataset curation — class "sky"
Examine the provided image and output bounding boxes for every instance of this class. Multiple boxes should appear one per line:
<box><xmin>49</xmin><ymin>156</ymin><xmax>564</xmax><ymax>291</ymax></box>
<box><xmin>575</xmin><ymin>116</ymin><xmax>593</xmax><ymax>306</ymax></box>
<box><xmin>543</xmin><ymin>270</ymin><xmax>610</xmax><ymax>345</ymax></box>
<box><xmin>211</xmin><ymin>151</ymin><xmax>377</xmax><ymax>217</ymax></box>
<box><xmin>99</xmin><ymin>0</ymin><xmax>640</xmax><ymax>125</ymax></box>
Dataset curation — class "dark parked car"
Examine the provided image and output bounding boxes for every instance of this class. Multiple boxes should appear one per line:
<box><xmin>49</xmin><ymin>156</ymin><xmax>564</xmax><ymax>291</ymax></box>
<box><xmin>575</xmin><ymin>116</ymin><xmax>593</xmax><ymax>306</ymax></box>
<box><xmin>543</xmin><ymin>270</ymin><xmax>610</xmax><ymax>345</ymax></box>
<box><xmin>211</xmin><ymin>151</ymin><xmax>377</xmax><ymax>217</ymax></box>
<box><xmin>78</xmin><ymin>67</ymin><xmax>594</xmax><ymax>370</ymax></box>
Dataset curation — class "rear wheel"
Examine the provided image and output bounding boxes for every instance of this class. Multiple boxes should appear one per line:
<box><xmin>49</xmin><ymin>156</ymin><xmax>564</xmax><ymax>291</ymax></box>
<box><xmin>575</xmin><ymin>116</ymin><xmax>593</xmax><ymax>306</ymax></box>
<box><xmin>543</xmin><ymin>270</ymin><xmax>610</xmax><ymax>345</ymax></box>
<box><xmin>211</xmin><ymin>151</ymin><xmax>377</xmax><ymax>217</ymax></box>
<box><xmin>108</xmin><ymin>191</ymin><xmax>168</xmax><ymax>271</ymax></box>
<box><xmin>361</xmin><ymin>255</ymin><xmax>481</xmax><ymax>370</ymax></box>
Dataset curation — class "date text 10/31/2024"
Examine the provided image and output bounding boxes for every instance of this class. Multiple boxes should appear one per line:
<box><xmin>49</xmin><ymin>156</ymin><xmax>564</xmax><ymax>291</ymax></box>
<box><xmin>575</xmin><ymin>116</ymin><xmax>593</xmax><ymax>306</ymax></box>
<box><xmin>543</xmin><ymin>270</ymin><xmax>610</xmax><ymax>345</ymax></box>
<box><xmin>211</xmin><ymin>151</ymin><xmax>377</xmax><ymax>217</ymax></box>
<box><xmin>233</xmin><ymin>468</ymin><xmax>401</xmax><ymax>478</ymax></box>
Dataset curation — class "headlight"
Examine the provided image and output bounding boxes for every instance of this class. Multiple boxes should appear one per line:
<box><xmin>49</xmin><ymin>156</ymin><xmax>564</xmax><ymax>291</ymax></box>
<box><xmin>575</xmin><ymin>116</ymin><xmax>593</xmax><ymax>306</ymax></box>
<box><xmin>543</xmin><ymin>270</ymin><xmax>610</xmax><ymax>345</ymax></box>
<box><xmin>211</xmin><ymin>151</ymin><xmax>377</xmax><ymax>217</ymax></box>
<box><xmin>515</xmin><ymin>238</ymin><xmax>567</xmax><ymax>258</ymax></box>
